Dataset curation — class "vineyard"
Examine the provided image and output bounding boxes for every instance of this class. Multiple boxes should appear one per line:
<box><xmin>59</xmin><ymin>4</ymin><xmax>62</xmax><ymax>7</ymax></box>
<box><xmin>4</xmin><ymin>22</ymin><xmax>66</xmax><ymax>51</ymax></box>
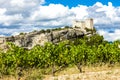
<box><xmin>0</xmin><ymin>33</ymin><xmax>120</xmax><ymax>80</ymax></box>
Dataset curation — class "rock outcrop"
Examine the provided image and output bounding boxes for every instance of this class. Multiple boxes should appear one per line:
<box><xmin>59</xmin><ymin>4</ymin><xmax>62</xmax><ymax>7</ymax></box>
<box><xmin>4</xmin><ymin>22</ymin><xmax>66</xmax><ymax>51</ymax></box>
<box><xmin>0</xmin><ymin>28</ymin><xmax>91</xmax><ymax>49</ymax></box>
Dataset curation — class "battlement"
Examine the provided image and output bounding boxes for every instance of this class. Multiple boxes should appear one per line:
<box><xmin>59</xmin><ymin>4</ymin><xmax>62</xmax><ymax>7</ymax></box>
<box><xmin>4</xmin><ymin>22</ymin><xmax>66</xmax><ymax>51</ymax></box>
<box><xmin>72</xmin><ymin>18</ymin><xmax>93</xmax><ymax>30</ymax></box>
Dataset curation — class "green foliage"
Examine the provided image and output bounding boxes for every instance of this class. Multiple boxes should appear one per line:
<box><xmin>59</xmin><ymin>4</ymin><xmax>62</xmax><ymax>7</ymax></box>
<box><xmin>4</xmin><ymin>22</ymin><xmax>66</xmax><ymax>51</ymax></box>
<box><xmin>92</xmin><ymin>27</ymin><xmax>97</xmax><ymax>32</ymax></box>
<box><xmin>46</xmin><ymin>29</ymin><xmax>51</xmax><ymax>33</ymax></box>
<box><xmin>0</xmin><ymin>33</ymin><xmax>120</xmax><ymax>76</ymax></box>
<box><xmin>25</xmin><ymin>69</ymin><xmax>43</xmax><ymax>80</ymax></box>
<box><xmin>40</xmin><ymin>29</ymin><xmax>45</xmax><ymax>33</ymax></box>
<box><xmin>87</xmin><ymin>34</ymin><xmax>104</xmax><ymax>47</ymax></box>
<box><xmin>64</xmin><ymin>26</ymin><xmax>70</xmax><ymax>29</ymax></box>
<box><xmin>52</xmin><ymin>27</ymin><xmax>62</xmax><ymax>31</ymax></box>
<box><xmin>33</xmin><ymin>30</ymin><xmax>37</xmax><ymax>32</ymax></box>
<box><xmin>19</xmin><ymin>32</ymin><xmax>25</xmax><ymax>35</ymax></box>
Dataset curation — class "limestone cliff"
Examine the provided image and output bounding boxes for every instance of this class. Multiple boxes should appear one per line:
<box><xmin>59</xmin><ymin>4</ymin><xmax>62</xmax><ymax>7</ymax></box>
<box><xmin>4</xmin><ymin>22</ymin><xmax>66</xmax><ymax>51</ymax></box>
<box><xmin>0</xmin><ymin>27</ymin><xmax>92</xmax><ymax>49</ymax></box>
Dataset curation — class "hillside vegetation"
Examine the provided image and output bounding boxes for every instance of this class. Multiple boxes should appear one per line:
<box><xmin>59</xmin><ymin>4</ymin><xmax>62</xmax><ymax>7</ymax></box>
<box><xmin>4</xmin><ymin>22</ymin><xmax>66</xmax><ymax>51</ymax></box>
<box><xmin>0</xmin><ymin>28</ymin><xmax>120</xmax><ymax>80</ymax></box>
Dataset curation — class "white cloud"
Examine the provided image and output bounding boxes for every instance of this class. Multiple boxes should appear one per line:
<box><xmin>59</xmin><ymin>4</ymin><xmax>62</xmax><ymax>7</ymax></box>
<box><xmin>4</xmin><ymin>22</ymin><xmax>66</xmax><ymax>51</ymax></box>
<box><xmin>98</xmin><ymin>29</ymin><xmax>120</xmax><ymax>41</ymax></box>
<box><xmin>29</xmin><ymin>4</ymin><xmax>75</xmax><ymax>27</ymax></box>
<box><xmin>10</xmin><ymin>0</ymin><xmax>25</xmax><ymax>7</ymax></box>
<box><xmin>1</xmin><ymin>1</ymin><xmax>120</xmax><ymax>28</ymax></box>
<box><xmin>0</xmin><ymin>35</ymin><xmax>5</xmax><ymax>37</ymax></box>
<box><xmin>0</xmin><ymin>13</ymin><xmax>23</xmax><ymax>26</ymax></box>
<box><xmin>0</xmin><ymin>8</ymin><xmax>6</xmax><ymax>15</ymax></box>
<box><xmin>96</xmin><ymin>2</ymin><xmax>116</xmax><ymax>20</ymax></box>
<box><xmin>71</xmin><ymin>5</ymin><xmax>88</xmax><ymax>20</ymax></box>
<box><xmin>0</xmin><ymin>0</ymin><xmax>45</xmax><ymax>26</ymax></box>
<box><xmin>30</xmin><ymin>4</ymin><xmax>73</xmax><ymax>20</ymax></box>
<box><xmin>88</xmin><ymin>2</ymin><xmax>120</xmax><ymax>25</ymax></box>
<box><xmin>0</xmin><ymin>26</ymin><xmax>40</xmax><ymax>36</ymax></box>
<box><xmin>0</xmin><ymin>0</ymin><xmax>44</xmax><ymax>13</ymax></box>
<box><xmin>0</xmin><ymin>1</ymin><xmax>120</xmax><ymax>41</ymax></box>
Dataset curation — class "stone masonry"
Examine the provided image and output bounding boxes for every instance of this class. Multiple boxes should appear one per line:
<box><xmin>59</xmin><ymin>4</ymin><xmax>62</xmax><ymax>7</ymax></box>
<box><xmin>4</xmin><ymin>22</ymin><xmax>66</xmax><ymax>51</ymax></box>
<box><xmin>72</xmin><ymin>18</ymin><xmax>93</xmax><ymax>30</ymax></box>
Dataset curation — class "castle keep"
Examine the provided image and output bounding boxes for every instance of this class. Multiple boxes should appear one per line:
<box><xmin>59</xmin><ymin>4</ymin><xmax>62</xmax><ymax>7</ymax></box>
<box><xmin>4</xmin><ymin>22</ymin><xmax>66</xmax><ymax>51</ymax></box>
<box><xmin>72</xmin><ymin>18</ymin><xmax>93</xmax><ymax>30</ymax></box>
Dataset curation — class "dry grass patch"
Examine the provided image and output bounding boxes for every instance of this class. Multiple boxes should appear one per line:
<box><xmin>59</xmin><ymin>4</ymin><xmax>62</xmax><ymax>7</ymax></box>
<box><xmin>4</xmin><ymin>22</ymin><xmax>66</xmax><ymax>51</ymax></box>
<box><xmin>44</xmin><ymin>64</ymin><xmax>120</xmax><ymax>80</ymax></box>
<box><xmin>1</xmin><ymin>64</ymin><xmax>120</xmax><ymax>80</ymax></box>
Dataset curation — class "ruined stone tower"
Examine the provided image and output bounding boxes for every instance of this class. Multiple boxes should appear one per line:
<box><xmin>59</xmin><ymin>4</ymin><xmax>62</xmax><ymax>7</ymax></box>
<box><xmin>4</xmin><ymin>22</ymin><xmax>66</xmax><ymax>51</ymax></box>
<box><xmin>72</xmin><ymin>18</ymin><xmax>93</xmax><ymax>30</ymax></box>
<box><xmin>85</xmin><ymin>18</ymin><xmax>93</xmax><ymax>29</ymax></box>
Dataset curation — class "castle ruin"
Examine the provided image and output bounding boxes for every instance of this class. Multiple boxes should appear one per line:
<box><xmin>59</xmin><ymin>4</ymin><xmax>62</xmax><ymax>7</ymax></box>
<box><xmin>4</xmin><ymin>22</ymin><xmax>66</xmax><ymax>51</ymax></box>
<box><xmin>0</xmin><ymin>18</ymin><xmax>94</xmax><ymax>50</ymax></box>
<box><xmin>72</xmin><ymin>18</ymin><xmax>93</xmax><ymax>30</ymax></box>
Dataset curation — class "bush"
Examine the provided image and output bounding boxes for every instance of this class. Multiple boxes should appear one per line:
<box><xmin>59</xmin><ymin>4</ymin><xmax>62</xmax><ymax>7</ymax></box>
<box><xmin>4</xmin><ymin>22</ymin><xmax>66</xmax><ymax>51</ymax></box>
<box><xmin>40</xmin><ymin>29</ymin><xmax>45</xmax><ymax>33</ymax></box>
<box><xmin>25</xmin><ymin>69</ymin><xmax>43</xmax><ymax>80</ymax></box>
<box><xmin>46</xmin><ymin>29</ymin><xmax>51</xmax><ymax>33</ymax></box>
<box><xmin>1</xmin><ymin>32</ymin><xmax>120</xmax><ymax>75</ymax></box>
<box><xmin>64</xmin><ymin>26</ymin><xmax>69</xmax><ymax>29</ymax></box>
<box><xmin>19</xmin><ymin>32</ymin><xmax>24</xmax><ymax>35</ymax></box>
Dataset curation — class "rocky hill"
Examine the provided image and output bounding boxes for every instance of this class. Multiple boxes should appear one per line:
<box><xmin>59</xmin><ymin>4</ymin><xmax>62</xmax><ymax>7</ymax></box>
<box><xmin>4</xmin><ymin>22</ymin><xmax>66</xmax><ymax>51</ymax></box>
<box><xmin>0</xmin><ymin>27</ymin><xmax>93</xmax><ymax>49</ymax></box>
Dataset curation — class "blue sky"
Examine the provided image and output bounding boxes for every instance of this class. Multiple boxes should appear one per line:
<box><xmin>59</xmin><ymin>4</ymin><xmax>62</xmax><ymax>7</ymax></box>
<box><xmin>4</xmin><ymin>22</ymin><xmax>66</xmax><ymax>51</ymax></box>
<box><xmin>45</xmin><ymin>0</ymin><xmax>120</xmax><ymax>7</ymax></box>
<box><xmin>0</xmin><ymin>0</ymin><xmax>120</xmax><ymax>41</ymax></box>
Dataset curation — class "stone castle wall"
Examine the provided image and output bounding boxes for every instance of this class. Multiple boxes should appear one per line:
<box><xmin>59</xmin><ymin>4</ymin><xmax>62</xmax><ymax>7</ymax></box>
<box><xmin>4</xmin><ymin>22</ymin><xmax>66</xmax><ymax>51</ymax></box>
<box><xmin>72</xmin><ymin>18</ymin><xmax>93</xmax><ymax>30</ymax></box>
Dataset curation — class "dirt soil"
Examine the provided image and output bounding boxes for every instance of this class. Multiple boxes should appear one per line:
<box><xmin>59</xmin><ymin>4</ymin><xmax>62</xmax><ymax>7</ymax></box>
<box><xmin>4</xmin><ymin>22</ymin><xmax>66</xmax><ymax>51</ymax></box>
<box><xmin>44</xmin><ymin>69</ymin><xmax>120</xmax><ymax>80</ymax></box>
<box><xmin>1</xmin><ymin>67</ymin><xmax>120</xmax><ymax>80</ymax></box>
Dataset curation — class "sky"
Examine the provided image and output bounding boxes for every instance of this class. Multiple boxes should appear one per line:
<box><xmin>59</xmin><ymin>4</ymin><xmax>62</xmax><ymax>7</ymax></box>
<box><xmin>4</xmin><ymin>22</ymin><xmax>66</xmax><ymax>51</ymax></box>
<box><xmin>0</xmin><ymin>0</ymin><xmax>120</xmax><ymax>41</ymax></box>
<box><xmin>45</xmin><ymin>0</ymin><xmax>120</xmax><ymax>7</ymax></box>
